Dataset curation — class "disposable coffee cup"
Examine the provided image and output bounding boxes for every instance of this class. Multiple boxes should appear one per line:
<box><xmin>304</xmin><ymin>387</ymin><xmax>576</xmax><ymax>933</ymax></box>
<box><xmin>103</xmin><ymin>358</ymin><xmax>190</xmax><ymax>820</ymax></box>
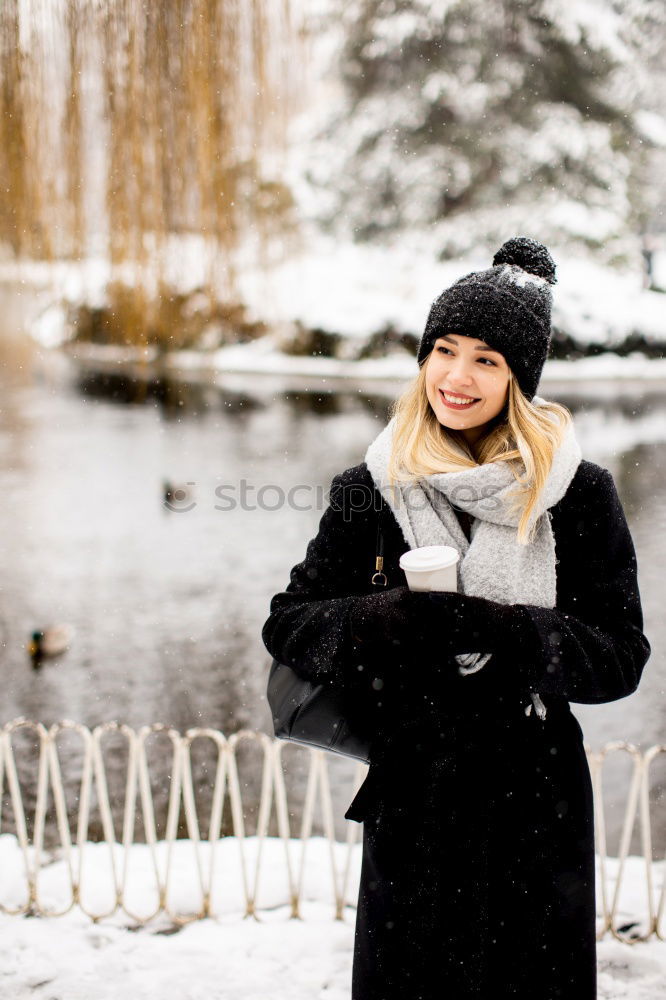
<box><xmin>399</xmin><ymin>545</ymin><xmax>459</xmax><ymax>593</ymax></box>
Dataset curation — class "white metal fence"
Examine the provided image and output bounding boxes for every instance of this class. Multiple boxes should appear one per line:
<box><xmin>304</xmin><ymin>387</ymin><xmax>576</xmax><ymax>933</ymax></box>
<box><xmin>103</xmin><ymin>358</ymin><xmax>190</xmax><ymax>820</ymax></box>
<box><xmin>0</xmin><ymin>718</ymin><xmax>665</xmax><ymax>941</ymax></box>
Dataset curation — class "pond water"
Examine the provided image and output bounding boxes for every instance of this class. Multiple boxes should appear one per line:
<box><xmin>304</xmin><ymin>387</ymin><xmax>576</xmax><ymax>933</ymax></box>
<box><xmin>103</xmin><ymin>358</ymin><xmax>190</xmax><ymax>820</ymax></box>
<box><xmin>0</xmin><ymin>286</ymin><xmax>664</xmax><ymax>853</ymax></box>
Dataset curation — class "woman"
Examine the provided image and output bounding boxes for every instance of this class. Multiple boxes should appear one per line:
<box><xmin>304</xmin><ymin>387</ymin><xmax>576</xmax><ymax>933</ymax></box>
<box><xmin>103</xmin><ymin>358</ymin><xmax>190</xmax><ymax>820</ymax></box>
<box><xmin>261</xmin><ymin>237</ymin><xmax>650</xmax><ymax>999</ymax></box>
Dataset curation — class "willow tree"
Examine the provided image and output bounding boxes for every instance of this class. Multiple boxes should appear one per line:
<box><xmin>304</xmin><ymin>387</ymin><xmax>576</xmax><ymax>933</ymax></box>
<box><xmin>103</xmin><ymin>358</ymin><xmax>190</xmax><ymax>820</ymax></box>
<box><xmin>0</xmin><ymin>0</ymin><xmax>297</xmax><ymax>345</ymax></box>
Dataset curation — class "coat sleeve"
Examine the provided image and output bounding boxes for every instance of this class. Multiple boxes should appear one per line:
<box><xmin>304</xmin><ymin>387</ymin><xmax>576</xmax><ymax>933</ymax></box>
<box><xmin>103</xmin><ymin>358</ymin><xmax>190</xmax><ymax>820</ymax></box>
<box><xmin>261</xmin><ymin>470</ymin><xmax>402</xmax><ymax>692</ymax></box>
<box><xmin>420</xmin><ymin>466</ymin><xmax>650</xmax><ymax>704</ymax></box>
<box><xmin>518</xmin><ymin>466</ymin><xmax>650</xmax><ymax>703</ymax></box>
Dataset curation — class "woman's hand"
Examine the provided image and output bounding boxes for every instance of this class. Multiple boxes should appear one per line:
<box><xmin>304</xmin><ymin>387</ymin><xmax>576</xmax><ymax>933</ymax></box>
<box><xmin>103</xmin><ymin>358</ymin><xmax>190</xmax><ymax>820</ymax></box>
<box><xmin>351</xmin><ymin>585</ymin><xmax>537</xmax><ymax>661</ymax></box>
<box><xmin>350</xmin><ymin>585</ymin><xmax>425</xmax><ymax>645</ymax></box>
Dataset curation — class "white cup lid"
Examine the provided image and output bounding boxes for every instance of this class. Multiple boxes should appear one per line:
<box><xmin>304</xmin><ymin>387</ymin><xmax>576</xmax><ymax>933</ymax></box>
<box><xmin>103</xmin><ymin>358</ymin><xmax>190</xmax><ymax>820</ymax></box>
<box><xmin>399</xmin><ymin>545</ymin><xmax>459</xmax><ymax>572</ymax></box>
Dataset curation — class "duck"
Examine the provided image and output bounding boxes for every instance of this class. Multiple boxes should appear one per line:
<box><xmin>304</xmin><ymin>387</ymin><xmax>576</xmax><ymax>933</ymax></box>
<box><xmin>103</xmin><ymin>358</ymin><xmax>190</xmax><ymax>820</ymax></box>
<box><xmin>163</xmin><ymin>480</ymin><xmax>195</xmax><ymax>510</ymax></box>
<box><xmin>28</xmin><ymin>624</ymin><xmax>74</xmax><ymax>668</ymax></box>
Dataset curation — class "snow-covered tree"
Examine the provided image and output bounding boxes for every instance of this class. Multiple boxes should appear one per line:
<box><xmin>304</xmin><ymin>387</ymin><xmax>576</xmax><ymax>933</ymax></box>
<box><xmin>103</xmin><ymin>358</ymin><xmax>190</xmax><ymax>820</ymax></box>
<box><xmin>300</xmin><ymin>0</ymin><xmax>666</xmax><ymax>263</ymax></box>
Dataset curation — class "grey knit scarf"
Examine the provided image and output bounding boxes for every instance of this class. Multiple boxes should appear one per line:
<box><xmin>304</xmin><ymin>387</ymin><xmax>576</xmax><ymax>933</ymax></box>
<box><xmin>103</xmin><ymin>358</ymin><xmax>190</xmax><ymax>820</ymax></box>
<box><xmin>364</xmin><ymin>397</ymin><xmax>582</xmax><ymax>719</ymax></box>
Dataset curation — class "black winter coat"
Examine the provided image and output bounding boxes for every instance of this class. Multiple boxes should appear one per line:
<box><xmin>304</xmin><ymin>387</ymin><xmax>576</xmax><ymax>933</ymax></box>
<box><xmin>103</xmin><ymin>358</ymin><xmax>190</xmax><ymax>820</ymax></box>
<box><xmin>262</xmin><ymin>459</ymin><xmax>650</xmax><ymax>1000</ymax></box>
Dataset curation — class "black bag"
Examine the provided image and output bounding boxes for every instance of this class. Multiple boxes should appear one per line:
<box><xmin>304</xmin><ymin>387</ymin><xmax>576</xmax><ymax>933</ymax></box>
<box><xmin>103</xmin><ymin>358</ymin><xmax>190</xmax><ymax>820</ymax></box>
<box><xmin>266</xmin><ymin>522</ymin><xmax>387</xmax><ymax>764</ymax></box>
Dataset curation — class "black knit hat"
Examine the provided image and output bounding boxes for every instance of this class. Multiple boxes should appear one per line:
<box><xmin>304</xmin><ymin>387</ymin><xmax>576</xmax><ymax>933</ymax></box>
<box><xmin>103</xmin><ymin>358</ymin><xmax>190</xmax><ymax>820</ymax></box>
<box><xmin>417</xmin><ymin>237</ymin><xmax>557</xmax><ymax>401</ymax></box>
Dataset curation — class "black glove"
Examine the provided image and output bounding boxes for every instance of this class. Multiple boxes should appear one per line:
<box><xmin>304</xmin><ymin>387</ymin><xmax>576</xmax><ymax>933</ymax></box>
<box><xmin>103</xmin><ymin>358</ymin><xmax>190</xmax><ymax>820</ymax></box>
<box><xmin>350</xmin><ymin>585</ymin><xmax>442</xmax><ymax>648</ymax></box>
<box><xmin>351</xmin><ymin>585</ymin><xmax>537</xmax><ymax>660</ymax></box>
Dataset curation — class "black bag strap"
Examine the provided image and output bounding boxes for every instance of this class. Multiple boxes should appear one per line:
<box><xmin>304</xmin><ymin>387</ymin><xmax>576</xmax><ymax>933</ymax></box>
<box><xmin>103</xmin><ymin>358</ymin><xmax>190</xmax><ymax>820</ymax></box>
<box><xmin>371</xmin><ymin>517</ymin><xmax>387</xmax><ymax>587</ymax></box>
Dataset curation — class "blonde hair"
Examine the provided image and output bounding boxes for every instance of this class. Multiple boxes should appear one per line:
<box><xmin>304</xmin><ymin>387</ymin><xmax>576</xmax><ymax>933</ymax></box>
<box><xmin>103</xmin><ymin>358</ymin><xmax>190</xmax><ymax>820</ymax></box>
<box><xmin>387</xmin><ymin>364</ymin><xmax>573</xmax><ymax>545</ymax></box>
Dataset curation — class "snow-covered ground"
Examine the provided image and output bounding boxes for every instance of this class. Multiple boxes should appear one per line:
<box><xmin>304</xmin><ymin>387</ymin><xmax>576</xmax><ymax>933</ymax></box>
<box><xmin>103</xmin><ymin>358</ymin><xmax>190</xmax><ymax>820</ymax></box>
<box><xmin>1</xmin><ymin>833</ymin><xmax>666</xmax><ymax>999</ymax></box>
<box><xmin>1</xmin><ymin>906</ymin><xmax>345</xmax><ymax>1000</ymax></box>
<box><xmin>230</xmin><ymin>231</ymin><xmax>666</xmax><ymax>352</ymax></box>
<box><xmin>4</xmin><ymin>230</ymin><xmax>666</xmax><ymax>365</ymax></box>
<box><xmin>2</xmin><ymin>907</ymin><xmax>666</xmax><ymax>1000</ymax></box>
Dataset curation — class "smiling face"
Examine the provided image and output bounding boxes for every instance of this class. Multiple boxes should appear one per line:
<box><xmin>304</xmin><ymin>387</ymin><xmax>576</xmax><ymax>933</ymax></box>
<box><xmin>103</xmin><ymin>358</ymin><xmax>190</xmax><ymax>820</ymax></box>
<box><xmin>425</xmin><ymin>334</ymin><xmax>511</xmax><ymax>447</ymax></box>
